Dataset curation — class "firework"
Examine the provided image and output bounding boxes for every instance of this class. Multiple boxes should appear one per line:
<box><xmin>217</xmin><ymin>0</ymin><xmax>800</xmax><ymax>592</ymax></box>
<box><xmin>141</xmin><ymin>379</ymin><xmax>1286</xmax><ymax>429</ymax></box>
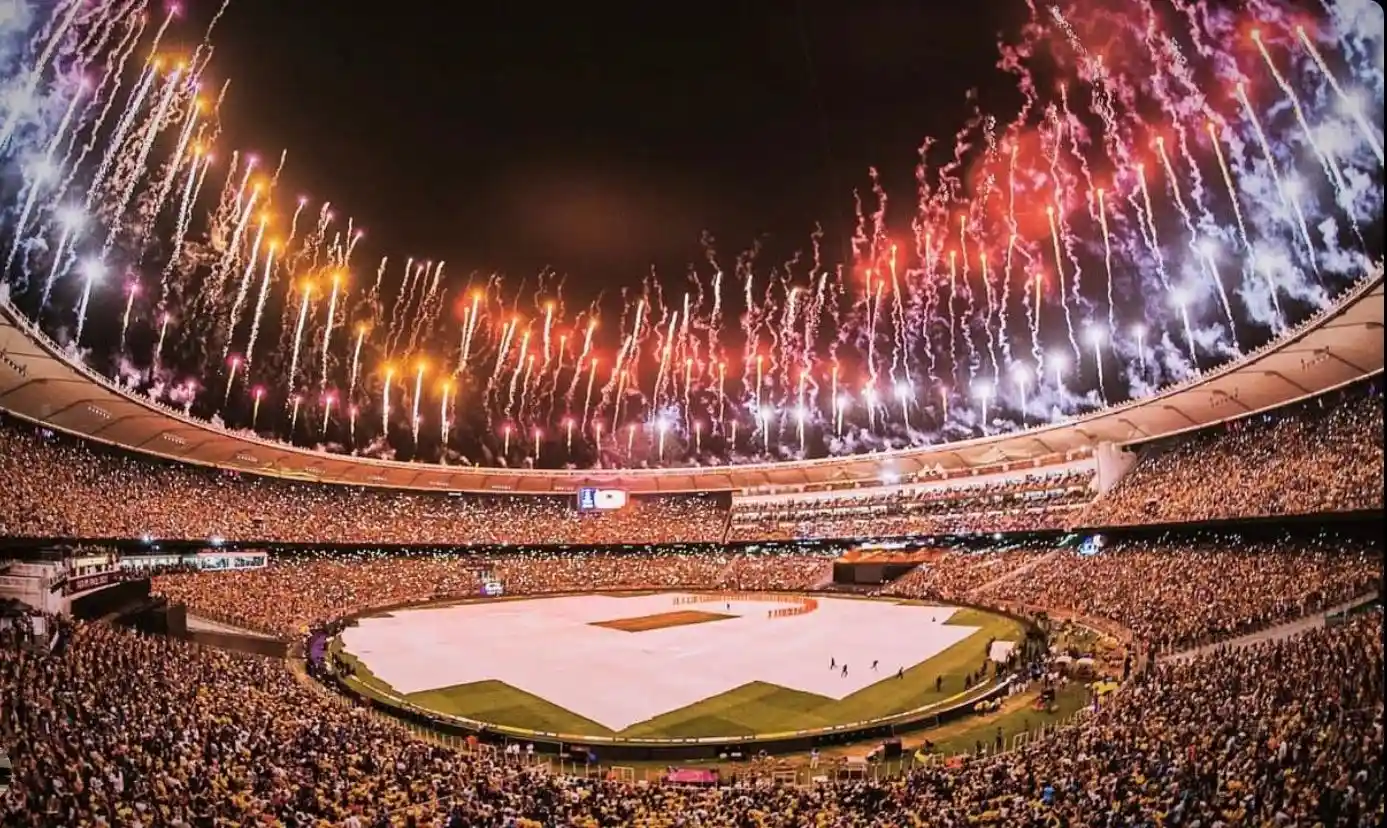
<box><xmin>224</xmin><ymin>354</ymin><xmax>241</xmax><ymax>403</ymax></box>
<box><xmin>411</xmin><ymin>360</ymin><xmax>425</xmax><ymax>444</ymax></box>
<box><xmin>320</xmin><ymin>271</ymin><xmax>343</xmax><ymax>390</ymax></box>
<box><xmin>1013</xmin><ymin>364</ymin><xmax>1030</xmax><ymax>426</ymax></box>
<box><xmin>322</xmin><ymin>392</ymin><xmax>335</xmax><ymax>435</ymax></box>
<box><xmin>119</xmin><ymin>280</ymin><xmax>139</xmax><ymax>352</ymax></box>
<box><xmin>0</xmin><ymin>0</ymin><xmax>1378</xmax><ymax>469</ymax></box>
<box><xmin>73</xmin><ymin>258</ymin><xmax>103</xmax><ymax>346</ymax></box>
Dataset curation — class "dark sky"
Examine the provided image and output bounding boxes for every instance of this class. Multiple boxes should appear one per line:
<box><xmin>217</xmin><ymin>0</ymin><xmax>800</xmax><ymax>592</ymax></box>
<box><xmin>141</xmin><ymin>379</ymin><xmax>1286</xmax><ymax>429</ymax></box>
<box><xmin>204</xmin><ymin>2</ymin><xmax>1023</xmax><ymax>291</ymax></box>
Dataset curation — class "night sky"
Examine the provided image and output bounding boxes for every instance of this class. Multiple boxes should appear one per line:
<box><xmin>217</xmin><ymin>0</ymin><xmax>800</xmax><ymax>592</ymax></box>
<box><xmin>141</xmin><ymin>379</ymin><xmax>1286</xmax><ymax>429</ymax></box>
<box><xmin>205</xmin><ymin>2</ymin><xmax>1023</xmax><ymax>291</ymax></box>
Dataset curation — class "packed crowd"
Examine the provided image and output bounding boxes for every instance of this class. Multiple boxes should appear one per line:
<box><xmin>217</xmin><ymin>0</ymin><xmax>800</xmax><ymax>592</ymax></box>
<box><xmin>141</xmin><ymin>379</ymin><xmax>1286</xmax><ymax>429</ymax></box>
<box><xmin>1084</xmin><ymin>387</ymin><xmax>1384</xmax><ymax>526</ymax></box>
<box><xmin>729</xmin><ymin>504</ymin><xmax>1084</xmax><ymax>542</ymax></box>
<box><xmin>3</xmin><ymin>600</ymin><xmax>1379</xmax><ymax>826</ymax></box>
<box><xmin>733</xmin><ymin>470</ymin><xmax>1094</xmax><ymax>521</ymax></box>
<box><xmin>152</xmin><ymin>549</ymin><xmax>836</xmax><ymax>638</ymax></box>
<box><xmin>2</xmin><ymin>380</ymin><xmax>1381</xmax><ymax>549</ymax></box>
<box><xmin>980</xmin><ymin>534</ymin><xmax>1383</xmax><ymax>653</ymax></box>
<box><xmin>728</xmin><ymin>470</ymin><xmax>1093</xmax><ymax>541</ymax></box>
<box><xmin>721</xmin><ymin>552</ymin><xmax>832</xmax><ymax>590</ymax></box>
<box><xmin>879</xmin><ymin>546</ymin><xmax>1056</xmax><ymax>603</ymax></box>
<box><xmin>149</xmin><ymin>534</ymin><xmax>1383</xmax><ymax>658</ymax></box>
<box><xmin>0</xmin><ymin>418</ymin><xmax>729</xmax><ymax>546</ymax></box>
<box><xmin>152</xmin><ymin>552</ymin><xmax>490</xmax><ymax>637</ymax></box>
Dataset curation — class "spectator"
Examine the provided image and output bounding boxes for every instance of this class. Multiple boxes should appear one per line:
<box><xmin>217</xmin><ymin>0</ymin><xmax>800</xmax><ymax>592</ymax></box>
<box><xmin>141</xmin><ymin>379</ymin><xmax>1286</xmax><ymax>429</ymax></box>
<box><xmin>2</xmin><ymin>605</ymin><xmax>1379</xmax><ymax>825</ymax></box>
<box><xmin>1084</xmin><ymin>388</ymin><xmax>1384</xmax><ymax>527</ymax></box>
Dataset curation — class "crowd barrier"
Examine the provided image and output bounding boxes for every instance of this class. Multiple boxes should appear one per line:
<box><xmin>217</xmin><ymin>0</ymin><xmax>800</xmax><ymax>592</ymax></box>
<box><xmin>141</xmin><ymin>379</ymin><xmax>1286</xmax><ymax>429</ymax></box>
<box><xmin>670</xmin><ymin>591</ymin><xmax>819</xmax><ymax>619</ymax></box>
<box><xmin>768</xmin><ymin>598</ymin><xmax>817</xmax><ymax>619</ymax></box>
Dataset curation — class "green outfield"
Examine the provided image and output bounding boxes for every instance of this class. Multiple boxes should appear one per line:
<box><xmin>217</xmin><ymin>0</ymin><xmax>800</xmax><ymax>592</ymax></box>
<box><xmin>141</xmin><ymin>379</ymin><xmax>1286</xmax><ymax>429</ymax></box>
<box><xmin>332</xmin><ymin>601</ymin><xmax>1026</xmax><ymax>741</ymax></box>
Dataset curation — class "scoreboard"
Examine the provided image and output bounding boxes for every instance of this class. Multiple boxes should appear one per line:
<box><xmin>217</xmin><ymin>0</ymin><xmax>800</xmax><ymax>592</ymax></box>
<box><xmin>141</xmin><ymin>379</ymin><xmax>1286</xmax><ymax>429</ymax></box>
<box><xmin>476</xmin><ymin>566</ymin><xmax>505</xmax><ymax>597</ymax></box>
<box><xmin>577</xmin><ymin>488</ymin><xmax>628</xmax><ymax>511</ymax></box>
<box><xmin>1078</xmin><ymin>535</ymin><xmax>1107</xmax><ymax>556</ymax></box>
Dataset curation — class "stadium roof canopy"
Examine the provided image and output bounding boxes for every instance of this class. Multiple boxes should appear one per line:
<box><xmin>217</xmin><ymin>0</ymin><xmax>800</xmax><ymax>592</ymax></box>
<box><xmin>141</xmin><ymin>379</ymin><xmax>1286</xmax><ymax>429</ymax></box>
<box><xmin>0</xmin><ymin>273</ymin><xmax>1381</xmax><ymax>495</ymax></box>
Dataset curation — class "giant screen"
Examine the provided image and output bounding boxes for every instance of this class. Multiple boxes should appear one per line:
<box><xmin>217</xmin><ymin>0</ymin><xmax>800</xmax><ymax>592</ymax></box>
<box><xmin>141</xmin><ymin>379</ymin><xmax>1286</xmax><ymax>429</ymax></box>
<box><xmin>577</xmin><ymin>488</ymin><xmax>628</xmax><ymax>511</ymax></box>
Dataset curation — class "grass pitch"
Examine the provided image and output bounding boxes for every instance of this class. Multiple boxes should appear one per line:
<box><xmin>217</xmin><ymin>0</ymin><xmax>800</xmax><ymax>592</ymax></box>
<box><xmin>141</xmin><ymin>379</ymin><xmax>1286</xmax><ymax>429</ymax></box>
<box><xmin>333</xmin><ymin>600</ymin><xmax>1024</xmax><ymax>740</ymax></box>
